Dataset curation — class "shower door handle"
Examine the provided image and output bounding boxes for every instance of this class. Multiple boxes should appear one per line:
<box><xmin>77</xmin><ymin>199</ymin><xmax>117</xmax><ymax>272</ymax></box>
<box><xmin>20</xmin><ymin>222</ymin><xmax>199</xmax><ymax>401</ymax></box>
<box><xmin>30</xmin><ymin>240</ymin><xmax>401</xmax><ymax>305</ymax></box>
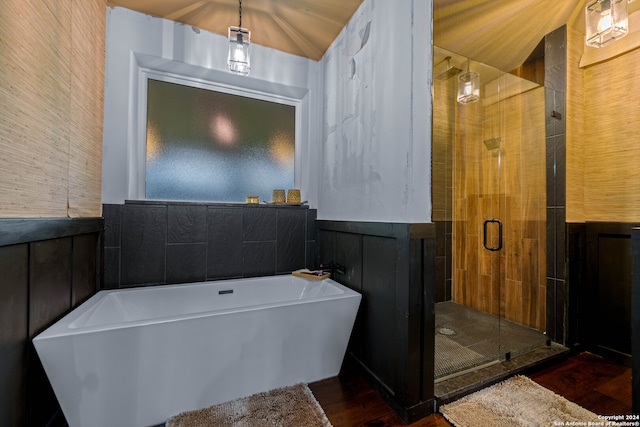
<box><xmin>483</xmin><ymin>218</ymin><xmax>503</xmax><ymax>251</ymax></box>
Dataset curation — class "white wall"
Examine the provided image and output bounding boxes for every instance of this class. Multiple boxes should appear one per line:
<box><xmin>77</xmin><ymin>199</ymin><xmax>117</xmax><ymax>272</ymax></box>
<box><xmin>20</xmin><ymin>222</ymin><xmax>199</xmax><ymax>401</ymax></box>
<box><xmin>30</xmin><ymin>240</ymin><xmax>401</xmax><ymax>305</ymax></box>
<box><xmin>102</xmin><ymin>2</ymin><xmax>434</xmax><ymax>223</ymax></box>
<box><xmin>318</xmin><ymin>0</ymin><xmax>433</xmax><ymax>223</ymax></box>
<box><xmin>102</xmin><ymin>7</ymin><xmax>323</xmax><ymax>206</ymax></box>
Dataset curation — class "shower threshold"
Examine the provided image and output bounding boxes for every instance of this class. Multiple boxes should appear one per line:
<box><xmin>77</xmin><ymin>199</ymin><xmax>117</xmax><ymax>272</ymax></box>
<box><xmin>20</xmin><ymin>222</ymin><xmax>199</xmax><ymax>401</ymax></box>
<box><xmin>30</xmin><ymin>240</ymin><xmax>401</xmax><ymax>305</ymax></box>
<box><xmin>434</xmin><ymin>342</ymin><xmax>569</xmax><ymax>406</ymax></box>
<box><xmin>435</xmin><ymin>359</ymin><xmax>500</xmax><ymax>384</ymax></box>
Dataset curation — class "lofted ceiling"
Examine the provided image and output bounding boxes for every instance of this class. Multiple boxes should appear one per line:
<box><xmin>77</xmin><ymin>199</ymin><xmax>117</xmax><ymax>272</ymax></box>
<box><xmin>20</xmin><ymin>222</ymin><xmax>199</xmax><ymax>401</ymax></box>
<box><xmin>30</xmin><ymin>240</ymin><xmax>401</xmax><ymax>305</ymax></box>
<box><xmin>109</xmin><ymin>0</ymin><xmax>640</xmax><ymax>70</ymax></box>
<box><xmin>435</xmin><ymin>0</ymin><xmax>640</xmax><ymax>72</ymax></box>
<box><xmin>106</xmin><ymin>0</ymin><xmax>365</xmax><ymax>61</ymax></box>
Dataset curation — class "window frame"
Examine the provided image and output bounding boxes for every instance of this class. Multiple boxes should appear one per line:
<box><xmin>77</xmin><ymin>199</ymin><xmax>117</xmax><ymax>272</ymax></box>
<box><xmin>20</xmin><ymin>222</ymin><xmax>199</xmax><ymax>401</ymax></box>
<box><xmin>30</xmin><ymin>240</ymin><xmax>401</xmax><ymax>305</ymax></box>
<box><xmin>131</xmin><ymin>54</ymin><xmax>303</xmax><ymax>202</ymax></box>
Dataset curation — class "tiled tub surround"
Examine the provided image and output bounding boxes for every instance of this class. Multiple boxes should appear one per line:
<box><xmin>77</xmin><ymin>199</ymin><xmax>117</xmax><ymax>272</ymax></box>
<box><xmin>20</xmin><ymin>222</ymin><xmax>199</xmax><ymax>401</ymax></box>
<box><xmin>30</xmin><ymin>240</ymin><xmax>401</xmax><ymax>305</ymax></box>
<box><xmin>34</xmin><ymin>275</ymin><xmax>361</xmax><ymax>427</ymax></box>
<box><xmin>104</xmin><ymin>200</ymin><xmax>318</xmax><ymax>288</ymax></box>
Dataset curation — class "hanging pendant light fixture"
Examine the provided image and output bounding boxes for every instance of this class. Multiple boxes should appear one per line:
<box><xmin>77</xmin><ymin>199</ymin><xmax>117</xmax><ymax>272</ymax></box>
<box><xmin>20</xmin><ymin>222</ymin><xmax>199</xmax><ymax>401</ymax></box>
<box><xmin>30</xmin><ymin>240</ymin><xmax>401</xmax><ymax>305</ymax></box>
<box><xmin>457</xmin><ymin>58</ymin><xmax>480</xmax><ymax>104</ymax></box>
<box><xmin>228</xmin><ymin>0</ymin><xmax>250</xmax><ymax>75</ymax></box>
<box><xmin>585</xmin><ymin>0</ymin><xmax>629</xmax><ymax>48</ymax></box>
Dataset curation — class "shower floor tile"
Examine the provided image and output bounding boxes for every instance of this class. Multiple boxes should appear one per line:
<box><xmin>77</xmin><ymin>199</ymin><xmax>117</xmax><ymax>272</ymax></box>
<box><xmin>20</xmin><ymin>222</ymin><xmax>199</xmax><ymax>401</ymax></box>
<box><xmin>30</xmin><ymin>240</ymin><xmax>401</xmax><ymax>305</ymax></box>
<box><xmin>435</xmin><ymin>301</ymin><xmax>549</xmax><ymax>379</ymax></box>
<box><xmin>434</xmin><ymin>301</ymin><xmax>569</xmax><ymax>404</ymax></box>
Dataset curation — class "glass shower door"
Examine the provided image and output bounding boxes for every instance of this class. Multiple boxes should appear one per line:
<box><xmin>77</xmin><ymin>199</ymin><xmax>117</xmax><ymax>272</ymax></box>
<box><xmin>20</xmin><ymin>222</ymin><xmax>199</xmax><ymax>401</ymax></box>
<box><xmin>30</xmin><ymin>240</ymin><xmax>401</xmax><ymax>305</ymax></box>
<box><xmin>492</xmin><ymin>70</ymin><xmax>549</xmax><ymax>361</ymax></box>
<box><xmin>433</xmin><ymin>50</ymin><xmax>504</xmax><ymax>379</ymax></box>
<box><xmin>453</xmin><ymin>57</ymin><xmax>504</xmax><ymax>371</ymax></box>
<box><xmin>433</xmin><ymin>47</ymin><xmax>548</xmax><ymax>381</ymax></box>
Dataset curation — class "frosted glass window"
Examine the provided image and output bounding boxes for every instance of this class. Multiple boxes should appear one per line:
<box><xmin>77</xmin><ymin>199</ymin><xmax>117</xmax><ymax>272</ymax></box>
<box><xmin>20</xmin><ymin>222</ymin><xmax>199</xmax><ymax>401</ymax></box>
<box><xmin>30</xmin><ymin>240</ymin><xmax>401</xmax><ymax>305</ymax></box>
<box><xmin>145</xmin><ymin>79</ymin><xmax>295</xmax><ymax>202</ymax></box>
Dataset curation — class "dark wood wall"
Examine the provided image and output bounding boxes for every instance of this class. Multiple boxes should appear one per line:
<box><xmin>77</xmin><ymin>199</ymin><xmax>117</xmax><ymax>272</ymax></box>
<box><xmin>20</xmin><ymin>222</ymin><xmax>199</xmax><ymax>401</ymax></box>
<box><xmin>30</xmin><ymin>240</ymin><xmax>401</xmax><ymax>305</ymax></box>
<box><xmin>0</xmin><ymin>218</ymin><xmax>103</xmax><ymax>426</ymax></box>
<box><xmin>566</xmin><ymin>223</ymin><xmax>586</xmax><ymax>349</ymax></box>
<box><xmin>632</xmin><ymin>227</ymin><xmax>639</xmax><ymax>414</ymax></box>
<box><xmin>584</xmin><ymin>222</ymin><xmax>638</xmax><ymax>366</ymax></box>
<box><xmin>317</xmin><ymin>220</ymin><xmax>436</xmax><ymax>423</ymax></box>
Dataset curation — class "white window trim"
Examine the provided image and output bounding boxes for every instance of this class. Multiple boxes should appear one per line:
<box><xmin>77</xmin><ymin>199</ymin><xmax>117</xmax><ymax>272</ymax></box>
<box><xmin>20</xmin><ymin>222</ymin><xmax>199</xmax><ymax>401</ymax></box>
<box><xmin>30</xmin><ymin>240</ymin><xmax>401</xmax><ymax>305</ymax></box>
<box><xmin>128</xmin><ymin>52</ymin><xmax>305</xmax><ymax>201</ymax></box>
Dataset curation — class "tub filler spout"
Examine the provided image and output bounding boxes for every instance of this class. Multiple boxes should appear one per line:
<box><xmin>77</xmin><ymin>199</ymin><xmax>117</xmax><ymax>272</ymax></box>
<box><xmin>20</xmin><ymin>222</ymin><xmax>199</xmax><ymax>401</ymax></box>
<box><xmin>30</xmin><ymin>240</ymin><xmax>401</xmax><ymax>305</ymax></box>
<box><xmin>320</xmin><ymin>262</ymin><xmax>346</xmax><ymax>275</ymax></box>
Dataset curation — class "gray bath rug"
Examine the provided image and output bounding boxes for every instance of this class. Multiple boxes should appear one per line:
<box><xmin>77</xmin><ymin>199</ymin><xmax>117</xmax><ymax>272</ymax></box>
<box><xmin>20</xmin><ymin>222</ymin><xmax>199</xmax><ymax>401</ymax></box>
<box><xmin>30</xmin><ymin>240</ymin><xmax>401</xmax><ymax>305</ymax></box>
<box><xmin>165</xmin><ymin>383</ymin><xmax>332</xmax><ymax>427</ymax></box>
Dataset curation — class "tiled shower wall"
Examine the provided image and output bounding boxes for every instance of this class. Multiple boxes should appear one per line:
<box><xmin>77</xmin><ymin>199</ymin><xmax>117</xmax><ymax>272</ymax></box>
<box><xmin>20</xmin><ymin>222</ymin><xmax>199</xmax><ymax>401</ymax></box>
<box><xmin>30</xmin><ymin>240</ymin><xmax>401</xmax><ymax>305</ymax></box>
<box><xmin>103</xmin><ymin>201</ymin><xmax>318</xmax><ymax>288</ymax></box>
<box><xmin>544</xmin><ymin>26</ymin><xmax>568</xmax><ymax>344</ymax></box>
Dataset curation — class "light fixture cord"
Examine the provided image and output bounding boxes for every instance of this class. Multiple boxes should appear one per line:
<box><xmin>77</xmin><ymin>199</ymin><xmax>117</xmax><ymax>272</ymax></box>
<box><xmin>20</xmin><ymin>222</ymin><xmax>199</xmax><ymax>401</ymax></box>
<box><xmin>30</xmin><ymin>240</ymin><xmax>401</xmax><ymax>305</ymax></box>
<box><xmin>238</xmin><ymin>0</ymin><xmax>242</xmax><ymax>28</ymax></box>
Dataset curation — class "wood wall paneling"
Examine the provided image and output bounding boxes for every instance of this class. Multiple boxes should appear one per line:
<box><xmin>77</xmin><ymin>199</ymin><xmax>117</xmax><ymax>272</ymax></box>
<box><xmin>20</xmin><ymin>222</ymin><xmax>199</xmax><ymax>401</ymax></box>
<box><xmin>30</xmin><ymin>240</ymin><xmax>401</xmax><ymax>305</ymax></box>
<box><xmin>72</xmin><ymin>233</ymin><xmax>100</xmax><ymax>305</ymax></box>
<box><xmin>596</xmin><ymin>236</ymin><xmax>631</xmax><ymax>353</ymax></box>
<box><xmin>420</xmin><ymin>236</ymin><xmax>436</xmax><ymax>409</ymax></box>
<box><xmin>566</xmin><ymin>223</ymin><xmax>586</xmax><ymax>348</ymax></box>
<box><xmin>361</xmin><ymin>235</ymin><xmax>398</xmax><ymax>394</ymax></box>
<box><xmin>0</xmin><ymin>218</ymin><xmax>103</xmax><ymax>426</ymax></box>
<box><xmin>632</xmin><ymin>227</ymin><xmax>640</xmax><ymax>414</ymax></box>
<box><xmin>0</xmin><ymin>244</ymin><xmax>29</xmax><ymax>426</ymax></box>
<box><xmin>0</xmin><ymin>218</ymin><xmax>105</xmax><ymax>246</ymax></box>
<box><xmin>585</xmin><ymin>223</ymin><xmax>636</xmax><ymax>364</ymax></box>
<box><xmin>317</xmin><ymin>220</ymin><xmax>436</xmax><ymax>423</ymax></box>
<box><xmin>28</xmin><ymin>238</ymin><xmax>74</xmax><ymax>427</ymax></box>
<box><xmin>334</xmin><ymin>231</ymin><xmax>364</xmax><ymax>359</ymax></box>
<box><xmin>29</xmin><ymin>239</ymin><xmax>73</xmax><ymax>337</ymax></box>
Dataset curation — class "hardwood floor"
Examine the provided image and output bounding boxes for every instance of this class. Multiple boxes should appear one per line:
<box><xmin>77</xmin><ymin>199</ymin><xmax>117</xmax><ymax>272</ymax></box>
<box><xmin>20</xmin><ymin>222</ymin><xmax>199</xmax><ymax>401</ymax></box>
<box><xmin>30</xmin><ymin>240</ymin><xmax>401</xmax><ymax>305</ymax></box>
<box><xmin>529</xmin><ymin>352</ymin><xmax>632</xmax><ymax>416</ymax></box>
<box><xmin>309</xmin><ymin>352</ymin><xmax>632</xmax><ymax>427</ymax></box>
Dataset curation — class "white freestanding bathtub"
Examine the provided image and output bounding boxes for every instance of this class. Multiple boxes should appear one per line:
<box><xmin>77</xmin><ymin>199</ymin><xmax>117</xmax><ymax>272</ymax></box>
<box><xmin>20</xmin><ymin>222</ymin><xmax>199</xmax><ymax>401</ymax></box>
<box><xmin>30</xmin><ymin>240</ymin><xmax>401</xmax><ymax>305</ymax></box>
<box><xmin>33</xmin><ymin>275</ymin><xmax>361</xmax><ymax>427</ymax></box>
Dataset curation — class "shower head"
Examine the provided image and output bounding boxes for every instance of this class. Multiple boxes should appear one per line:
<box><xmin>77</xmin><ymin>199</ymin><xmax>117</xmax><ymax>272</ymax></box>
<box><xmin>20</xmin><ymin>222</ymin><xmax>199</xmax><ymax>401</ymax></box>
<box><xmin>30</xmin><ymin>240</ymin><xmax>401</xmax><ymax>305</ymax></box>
<box><xmin>435</xmin><ymin>56</ymin><xmax>462</xmax><ymax>80</ymax></box>
<box><xmin>483</xmin><ymin>137</ymin><xmax>501</xmax><ymax>151</ymax></box>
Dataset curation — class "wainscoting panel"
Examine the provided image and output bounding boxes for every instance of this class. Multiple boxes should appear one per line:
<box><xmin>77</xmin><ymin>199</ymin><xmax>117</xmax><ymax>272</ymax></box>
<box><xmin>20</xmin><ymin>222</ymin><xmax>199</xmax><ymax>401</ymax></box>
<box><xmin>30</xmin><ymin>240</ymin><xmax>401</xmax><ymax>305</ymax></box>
<box><xmin>0</xmin><ymin>218</ymin><xmax>103</xmax><ymax>426</ymax></box>
<box><xmin>585</xmin><ymin>222</ymin><xmax>639</xmax><ymax>365</ymax></box>
<box><xmin>73</xmin><ymin>233</ymin><xmax>100</xmax><ymax>305</ymax></box>
<box><xmin>0</xmin><ymin>244</ymin><xmax>29</xmax><ymax>426</ymax></box>
<box><xmin>317</xmin><ymin>220</ymin><xmax>435</xmax><ymax>423</ymax></box>
<box><xmin>29</xmin><ymin>238</ymin><xmax>73</xmax><ymax>337</ymax></box>
<box><xmin>632</xmin><ymin>227</ymin><xmax>640</xmax><ymax>414</ymax></box>
<box><xmin>361</xmin><ymin>235</ymin><xmax>398</xmax><ymax>394</ymax></box>
<box><xmin>567</xmin><ymin>223</ymin><xmax>586</xmax><ymax>348</ymax></box>
<box><xmin>27</xmin><ymin>238</ymin><xmax>74</xmax><ymax>425</ymax></box>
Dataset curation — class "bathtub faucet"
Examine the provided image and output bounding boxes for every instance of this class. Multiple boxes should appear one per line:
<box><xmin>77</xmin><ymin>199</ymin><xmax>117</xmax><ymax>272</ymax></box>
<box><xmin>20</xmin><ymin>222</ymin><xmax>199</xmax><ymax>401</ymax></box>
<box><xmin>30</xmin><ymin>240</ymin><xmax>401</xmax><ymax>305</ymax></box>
<box><xmin>320</xmin><ymin>262</ymin><xmax>345</xmax><ymax>275</ymax></box>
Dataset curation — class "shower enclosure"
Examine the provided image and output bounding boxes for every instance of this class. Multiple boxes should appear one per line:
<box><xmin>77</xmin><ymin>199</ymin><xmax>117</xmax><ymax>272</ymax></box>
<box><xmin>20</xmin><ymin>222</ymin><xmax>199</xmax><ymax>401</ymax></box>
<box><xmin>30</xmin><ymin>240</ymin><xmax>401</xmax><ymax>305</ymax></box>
<box><xmin>432</xmin><ymin>46</ymin><xmax>550</xmax><ymax>384</ymax></box>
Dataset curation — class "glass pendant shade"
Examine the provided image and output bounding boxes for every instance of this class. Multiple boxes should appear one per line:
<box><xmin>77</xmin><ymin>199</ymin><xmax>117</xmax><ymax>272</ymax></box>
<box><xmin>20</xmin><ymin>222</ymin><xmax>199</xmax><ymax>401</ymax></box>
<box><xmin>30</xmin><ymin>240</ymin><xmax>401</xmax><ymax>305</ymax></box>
<box><xmin>457</xmin><ymin>70</ymin><xmax>480</xmax><ymax>104</ymax></box>
<box><xmin>585</xmin><ymin>0</ymin><xmax>628</xmax><ymax>48</ymax></box>
<box><xmin>228</xmin><ymin>26</ymin><xmax>251</xmax><ymax>76</ymax></box>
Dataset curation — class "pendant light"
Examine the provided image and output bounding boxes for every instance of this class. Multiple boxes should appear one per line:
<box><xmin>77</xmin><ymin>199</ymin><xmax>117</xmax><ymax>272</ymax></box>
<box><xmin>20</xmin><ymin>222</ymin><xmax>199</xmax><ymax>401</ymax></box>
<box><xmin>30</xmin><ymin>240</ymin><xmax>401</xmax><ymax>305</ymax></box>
<box><xmin>585</xmin><ymin>0</ymin><xmax>629</xmax><ymax>48</ymax></box>
<box><xmin>228</xmin><ymin>0</ymin><xmax>250</xmax><ymax>75</ymax></box>
<box><xmin>457</xmin><ymin>59</ymin><xmax>480</xmax><ymax>104</ymax></box>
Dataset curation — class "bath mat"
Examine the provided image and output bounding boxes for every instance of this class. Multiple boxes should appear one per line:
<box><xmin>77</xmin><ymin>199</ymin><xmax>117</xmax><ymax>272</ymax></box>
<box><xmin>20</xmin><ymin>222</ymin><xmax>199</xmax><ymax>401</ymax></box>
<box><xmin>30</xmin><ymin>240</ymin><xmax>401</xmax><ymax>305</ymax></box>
<box><xmin>435</xmin><ymin>334</ymin><xmax>487</xmax><ymax>378</ymax></box>
<box><xmin>440</xmin><ymin>375</ymin><xmax>600</xmax><ymax>427</ymax></box>
<box><xmin>165</xmin><ymin>383</ymin><xmax>332</xmax><ymax>427</ymax></box>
